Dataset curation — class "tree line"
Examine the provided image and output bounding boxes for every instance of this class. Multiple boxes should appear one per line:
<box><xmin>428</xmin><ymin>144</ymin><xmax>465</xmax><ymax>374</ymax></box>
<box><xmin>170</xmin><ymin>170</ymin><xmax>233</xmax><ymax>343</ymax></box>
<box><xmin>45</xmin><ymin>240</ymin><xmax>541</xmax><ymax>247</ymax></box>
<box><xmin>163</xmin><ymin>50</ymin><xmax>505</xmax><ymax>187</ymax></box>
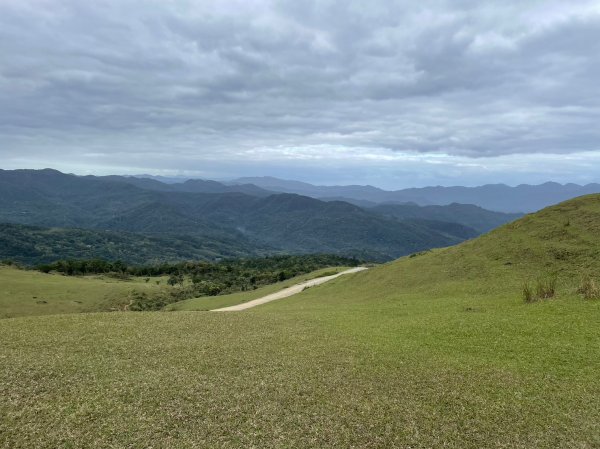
<box><xmin>37</xmin><ymin>254</ymin><xmax>360</xmax><ymax>278</ymax></box>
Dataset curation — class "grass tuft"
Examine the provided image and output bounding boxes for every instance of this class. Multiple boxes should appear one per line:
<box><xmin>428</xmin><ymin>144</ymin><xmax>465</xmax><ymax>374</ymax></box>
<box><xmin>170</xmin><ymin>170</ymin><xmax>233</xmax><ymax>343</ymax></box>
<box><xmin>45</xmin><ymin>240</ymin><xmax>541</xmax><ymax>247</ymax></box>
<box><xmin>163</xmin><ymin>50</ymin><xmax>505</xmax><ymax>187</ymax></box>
<box><xmin>522</xmin><ymin>281</ymin><xmax>534</xmax><ymax>303</ymax></box>
<box><xmin>535</xmin><ymin>275</ymin><xmax>557</xmax><ymax>299</ymax></box>
<box><xmin>577</xmin><ymin>274</ymin><xmax>600</xmax><ymax>300</ymax></box>
<box><xmin>522</xmin><ymin>275</ymin><xmax>557</xmax><ymax>303</ymax></box>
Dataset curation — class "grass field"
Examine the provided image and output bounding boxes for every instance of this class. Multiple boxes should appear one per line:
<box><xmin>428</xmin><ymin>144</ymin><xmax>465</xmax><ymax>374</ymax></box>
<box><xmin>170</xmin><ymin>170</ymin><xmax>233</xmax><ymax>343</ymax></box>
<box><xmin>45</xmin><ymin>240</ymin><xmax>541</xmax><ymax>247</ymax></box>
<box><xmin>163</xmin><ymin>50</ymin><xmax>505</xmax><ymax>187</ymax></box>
<box><xmin>0</xmin><ymin>268</ymin><xmax>168</xmax><ymax>319</ymax></box>
<box><xmin>0</xmin><ymin>266</ymin><xmax>353</xmax><ymax>318</ymax></box>
<box><xmin>2</xmin><ymin>196</ymin><xmax>600</xmax><ymax>447</ymax></box>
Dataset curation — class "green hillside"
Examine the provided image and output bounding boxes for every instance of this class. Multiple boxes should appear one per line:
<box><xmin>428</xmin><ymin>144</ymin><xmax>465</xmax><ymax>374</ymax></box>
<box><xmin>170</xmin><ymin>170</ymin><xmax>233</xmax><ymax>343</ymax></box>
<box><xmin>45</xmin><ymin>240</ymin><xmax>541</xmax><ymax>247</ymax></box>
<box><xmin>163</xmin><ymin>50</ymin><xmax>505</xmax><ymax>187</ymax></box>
<box><xmin>0</xmin><ymin>267</ymin><xmax>168</xmax><ymax>319</ymax></box>
<box><xmin>1</xmin><ymin>196</ymin><xmax>599</xmax><ymax>447</ymax></box>
<box><xmin>271</xmin><ymin>194</ymin><xmax>600</xmax><ymax>316</ymax></box>
<box><xmin>382</xmin><ymin>193</ymin><xmax>600</xmax><ymax>294</ymax></box>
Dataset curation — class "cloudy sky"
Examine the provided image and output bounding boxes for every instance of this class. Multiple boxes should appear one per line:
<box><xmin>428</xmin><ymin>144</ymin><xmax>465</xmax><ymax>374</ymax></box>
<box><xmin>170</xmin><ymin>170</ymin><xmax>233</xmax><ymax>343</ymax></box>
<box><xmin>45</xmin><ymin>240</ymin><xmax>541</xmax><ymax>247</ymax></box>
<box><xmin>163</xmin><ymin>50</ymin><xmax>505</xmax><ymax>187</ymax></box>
<box><xmin>1</xmin><ymin>0</ymin><xmax>600</xmax><ymax>188</ymax></box>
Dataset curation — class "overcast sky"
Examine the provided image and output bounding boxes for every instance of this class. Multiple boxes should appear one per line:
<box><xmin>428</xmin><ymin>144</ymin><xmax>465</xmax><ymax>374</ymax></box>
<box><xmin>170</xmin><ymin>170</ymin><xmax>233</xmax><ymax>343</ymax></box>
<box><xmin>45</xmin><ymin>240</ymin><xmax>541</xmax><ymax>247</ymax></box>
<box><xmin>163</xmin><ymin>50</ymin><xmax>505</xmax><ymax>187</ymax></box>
<box><xmin>1</xmin><ymin>0</ymin><xmax>600</xmax><ymax>188</ymax></box>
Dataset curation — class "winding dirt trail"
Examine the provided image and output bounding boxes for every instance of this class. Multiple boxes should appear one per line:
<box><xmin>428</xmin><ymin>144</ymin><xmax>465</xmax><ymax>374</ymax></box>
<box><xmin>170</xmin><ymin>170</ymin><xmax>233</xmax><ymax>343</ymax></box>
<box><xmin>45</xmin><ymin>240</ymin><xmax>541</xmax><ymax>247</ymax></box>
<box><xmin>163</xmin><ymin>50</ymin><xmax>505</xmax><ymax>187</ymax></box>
<box><xmin>211</xmin><ymin>267</ymin><xmax>368</xmax><ymax>312</ymax></box>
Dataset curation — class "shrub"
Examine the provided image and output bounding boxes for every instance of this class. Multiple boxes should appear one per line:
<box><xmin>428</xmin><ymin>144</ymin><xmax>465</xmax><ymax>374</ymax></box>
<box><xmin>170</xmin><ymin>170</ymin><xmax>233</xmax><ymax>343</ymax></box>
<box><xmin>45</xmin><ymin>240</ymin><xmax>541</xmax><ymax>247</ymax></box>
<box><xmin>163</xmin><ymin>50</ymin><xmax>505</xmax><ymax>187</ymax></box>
<box><xmin>577</xmin><ymin>274</ymin><xmax>600</xmax><ymax>300</ymax></box>
<box><xmin>129</xmin><ymin>291</ymin><xmax>170</xmax><ymax>311</ymax></box>
<box><xmin>315</xmin><ymin>270</ymin><xmax>339</xmax><ymax>278</ymax></box>
<box><xmin>192</xmin><ymin>280</ymin><xmax>223</xmax><ymax>296</ymax></box>
<box><xmin>38</xmin><ymin>264</ymin><xmax>52</xmax><ymax>273</ymax></box>
<box><xmin>167</xmin><ymin>273</ymin><xmax>184</xmax><ymax>287</ymax></box>
<box><xmin>106</xmin><ymin>272</ymin><xmax>131</xmax><ymax>281</ymax></box>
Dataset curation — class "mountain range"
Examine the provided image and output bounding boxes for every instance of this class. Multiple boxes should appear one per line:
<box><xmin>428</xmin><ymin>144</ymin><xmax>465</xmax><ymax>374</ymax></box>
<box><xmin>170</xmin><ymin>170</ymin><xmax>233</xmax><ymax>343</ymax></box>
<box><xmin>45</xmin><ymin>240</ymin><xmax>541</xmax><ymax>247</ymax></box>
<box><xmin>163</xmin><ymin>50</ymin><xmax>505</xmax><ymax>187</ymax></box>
<box><xmin>230</xmin><ymin>176</ymin><xmax>600</xmax><ymax>213</ymax></box>
<box><xmin>0</xmin><ymin>169</ymin><xmax>522</xmax><ymax>264</ymax></box>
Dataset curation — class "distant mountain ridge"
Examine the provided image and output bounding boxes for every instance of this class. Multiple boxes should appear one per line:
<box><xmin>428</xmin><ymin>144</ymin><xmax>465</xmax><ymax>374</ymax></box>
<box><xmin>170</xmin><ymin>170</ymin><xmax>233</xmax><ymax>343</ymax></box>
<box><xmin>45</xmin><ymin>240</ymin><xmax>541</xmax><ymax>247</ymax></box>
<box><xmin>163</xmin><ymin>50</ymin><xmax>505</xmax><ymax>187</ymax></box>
<box><xmin>98</xmin><ymin>175</ymin><xmax>274</xmax><ymax>196</ymax></box>
<box><xmin>370</xmin><ymin>203</ymin><xmax>523</xmax><ymax>234</ymax></box>
<box><xmin>231</xmin><ymin>176</ymin><xmax>600</xmax><ymax>213</ymax></box>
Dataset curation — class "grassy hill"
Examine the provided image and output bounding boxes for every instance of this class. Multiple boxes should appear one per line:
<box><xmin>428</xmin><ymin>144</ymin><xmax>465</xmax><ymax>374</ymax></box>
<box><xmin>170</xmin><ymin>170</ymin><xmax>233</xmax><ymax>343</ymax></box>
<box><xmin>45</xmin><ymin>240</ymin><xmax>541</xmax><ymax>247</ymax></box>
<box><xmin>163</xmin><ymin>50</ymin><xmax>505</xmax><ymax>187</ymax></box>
<box><xmin>377</xmin><ymin>193</ymin><xmax>600</xmax><ymax>295</ymax></box>
<box><xmin>1</xmin><ymin>196</ymin><xmax>599</xmax><ymax>447</ymax></box>
<box><xmin>0</xmin><ymin>266</ymin><xmax>168</xmax><ymax>318</ymax></box>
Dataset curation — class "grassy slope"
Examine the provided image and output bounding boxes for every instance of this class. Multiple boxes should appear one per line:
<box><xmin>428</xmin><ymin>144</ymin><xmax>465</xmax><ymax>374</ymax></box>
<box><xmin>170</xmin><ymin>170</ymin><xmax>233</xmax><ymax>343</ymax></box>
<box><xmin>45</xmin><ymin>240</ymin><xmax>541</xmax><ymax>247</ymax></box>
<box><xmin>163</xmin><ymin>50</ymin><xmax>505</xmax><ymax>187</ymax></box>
<box><xmin>166</xmin><ymin>266</ymin><xmax>352</xmax><ymax>311</ymax></box>
<box><xmin>2</xmin><ymin>196</ymin><xmax>600</xmax><ymax>447</ymax></box>
<box><xmin>0</xmin><ymin>267</ymin><xmax>167</xmax><ymax>318</ymax></box>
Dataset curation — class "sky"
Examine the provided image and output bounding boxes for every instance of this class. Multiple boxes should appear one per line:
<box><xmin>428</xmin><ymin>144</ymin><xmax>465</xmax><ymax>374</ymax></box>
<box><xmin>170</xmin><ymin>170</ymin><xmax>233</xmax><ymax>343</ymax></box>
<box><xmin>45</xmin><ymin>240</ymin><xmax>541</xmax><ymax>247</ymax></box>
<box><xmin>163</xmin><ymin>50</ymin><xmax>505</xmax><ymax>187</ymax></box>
<box><xmin>1</xmin><ymin>0</ymin><xmax>600</xmax><ymax>189</ymax></box>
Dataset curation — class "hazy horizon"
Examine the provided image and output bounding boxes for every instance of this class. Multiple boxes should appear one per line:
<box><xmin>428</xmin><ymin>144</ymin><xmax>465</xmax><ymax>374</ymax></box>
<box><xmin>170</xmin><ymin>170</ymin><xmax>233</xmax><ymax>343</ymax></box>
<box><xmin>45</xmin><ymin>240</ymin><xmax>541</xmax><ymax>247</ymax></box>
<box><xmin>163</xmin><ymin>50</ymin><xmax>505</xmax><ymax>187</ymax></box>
<box><xmin>2</xmin><ymin>1</ymin><xmax>600</xmax><ymax>189</ymax></box>
<box><xmin>3</xmin><ymin>166</ymin><xmax>599</xmax><ymax>191</ymax></box>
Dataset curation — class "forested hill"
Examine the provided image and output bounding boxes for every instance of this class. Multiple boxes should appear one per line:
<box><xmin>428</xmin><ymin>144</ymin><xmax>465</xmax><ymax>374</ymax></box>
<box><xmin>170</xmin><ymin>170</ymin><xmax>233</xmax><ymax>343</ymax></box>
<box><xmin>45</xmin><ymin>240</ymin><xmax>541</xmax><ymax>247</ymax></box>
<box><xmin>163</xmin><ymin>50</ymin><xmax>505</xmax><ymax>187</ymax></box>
<box><xmin>370</xmin><ymin>203</ymin><xmax>522</xmax><ymax>233</ymax></box>
<box><xmin>0</xmin><ymin>222</ymin><xmax>271</xmax><ymax>265</ymax></box>
<box><xmin>0</xmin><ymin>169</ymin><xmax>516</xmax><ymax>263</ymax></box>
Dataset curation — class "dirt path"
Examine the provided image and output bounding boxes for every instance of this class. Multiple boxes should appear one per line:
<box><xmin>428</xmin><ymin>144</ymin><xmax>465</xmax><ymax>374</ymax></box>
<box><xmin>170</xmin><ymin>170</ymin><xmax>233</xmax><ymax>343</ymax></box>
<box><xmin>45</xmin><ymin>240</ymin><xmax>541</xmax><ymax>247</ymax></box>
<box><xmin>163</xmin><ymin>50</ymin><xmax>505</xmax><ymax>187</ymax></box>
<box><xmin>211</xmin><ymin>267</ymin><xmax>368</xmax><ymax>312</ymax></box>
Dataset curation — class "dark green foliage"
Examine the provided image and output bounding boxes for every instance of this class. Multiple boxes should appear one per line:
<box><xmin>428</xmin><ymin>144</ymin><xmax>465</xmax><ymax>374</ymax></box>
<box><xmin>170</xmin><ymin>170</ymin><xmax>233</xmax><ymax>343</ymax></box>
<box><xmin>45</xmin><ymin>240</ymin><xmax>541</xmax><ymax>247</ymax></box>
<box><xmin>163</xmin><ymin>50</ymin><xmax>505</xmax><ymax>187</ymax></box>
<box><xmin>191</xmin><ymin>280</ymin><xmax>224</xmax><ymax>296</ymax></box>
<box><xmin>167</xmin><ymin>273</ymin><xmax>184</xmax><ymax>287</ymax></box>
<box><xmin>129</xmin><ymin>292</ymin><xmax>171</xmax><ymax>312</ymax></box>
<box><xmin>40</xmin><ymin>254</ymin><xmax>360</xmax><ymax>277</ymax></box>
<box><xmin>0</xmin><ymin>169</ymin><xmax>489</xmax><ymax>262</ymax></box>
<box><xmin>0</xmin><ymin>223</ymin><xmax>268</xmax><ymax>266</ymax></box>
<box><xmin>129</xmin><ymin>282</ymin><xmax>227</xmax><ymax>311</ymax></box>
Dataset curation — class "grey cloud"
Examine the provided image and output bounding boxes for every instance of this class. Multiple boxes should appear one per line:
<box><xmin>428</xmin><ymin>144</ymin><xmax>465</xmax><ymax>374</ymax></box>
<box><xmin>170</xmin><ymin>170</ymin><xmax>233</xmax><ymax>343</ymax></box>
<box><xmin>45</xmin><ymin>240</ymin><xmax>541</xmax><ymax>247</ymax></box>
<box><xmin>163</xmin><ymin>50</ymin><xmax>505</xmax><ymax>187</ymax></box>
<box><xmin>1</xmin><ymin>0</ymin><xmax>600</xmax><ymax>183</ymax></box>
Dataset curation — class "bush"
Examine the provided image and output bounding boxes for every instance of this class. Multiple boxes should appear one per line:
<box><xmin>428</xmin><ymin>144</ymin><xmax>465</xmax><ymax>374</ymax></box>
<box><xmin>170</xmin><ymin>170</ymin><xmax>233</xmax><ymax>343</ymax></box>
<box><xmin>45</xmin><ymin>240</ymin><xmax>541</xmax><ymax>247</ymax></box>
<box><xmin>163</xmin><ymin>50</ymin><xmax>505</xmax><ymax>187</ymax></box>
<box><xmin>1</xmin><ymin>260</ymin><xmax>23</xmax><ymax>269</ymax></box>
<box><xmin>106</xmin><ymin>272</ymin><xmax>131</xmax><ymax>281</ymax></box>
<box><xmin>315</xmin><ymin>270</ymin><xmax>339</xmax><ymax>278</ymax></box>
<box><xmin>168</xmin><ymin>273</ymin><xmax>184</xmax><ymax>287</ymax></box>
<box><xmin>38</xmin><ymin>264</ymin><xmax>52</xmax><ymax>273</ymax></box>
<box><xmin>192</xmin><ymin>280</ymin><xmax>223</xmax><ymax>296</ymax></box>
<box><xmin>577</xmin><ymin>274</ymin><xmax>600</xmax><ymax>300</ymax></box>
<box><xmin>129</xmin><ymin>291</ymin><xmax>170</xmax><ymax>311</ymax></box>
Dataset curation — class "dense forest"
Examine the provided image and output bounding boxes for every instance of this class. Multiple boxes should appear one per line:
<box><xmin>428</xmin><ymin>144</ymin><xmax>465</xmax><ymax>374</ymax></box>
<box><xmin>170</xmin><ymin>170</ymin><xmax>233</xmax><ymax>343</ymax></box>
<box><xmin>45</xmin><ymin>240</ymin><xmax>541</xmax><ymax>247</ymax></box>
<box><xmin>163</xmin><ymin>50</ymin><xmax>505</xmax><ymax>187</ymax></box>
<box><xmin>0</xmin><ymin>222</ymin><xmax>269</xmax><ymax>265</ymax></box>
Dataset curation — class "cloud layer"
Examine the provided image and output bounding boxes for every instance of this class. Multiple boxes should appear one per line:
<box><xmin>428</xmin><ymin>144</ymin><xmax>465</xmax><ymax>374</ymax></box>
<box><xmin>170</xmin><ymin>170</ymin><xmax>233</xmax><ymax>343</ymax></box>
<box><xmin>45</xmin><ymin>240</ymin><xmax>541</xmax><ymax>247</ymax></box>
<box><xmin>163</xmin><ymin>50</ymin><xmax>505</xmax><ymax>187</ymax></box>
<box><xmin>1</xmin><ymin>0</ymin><xmax>600</xmax><ymax>186</ymax></box>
